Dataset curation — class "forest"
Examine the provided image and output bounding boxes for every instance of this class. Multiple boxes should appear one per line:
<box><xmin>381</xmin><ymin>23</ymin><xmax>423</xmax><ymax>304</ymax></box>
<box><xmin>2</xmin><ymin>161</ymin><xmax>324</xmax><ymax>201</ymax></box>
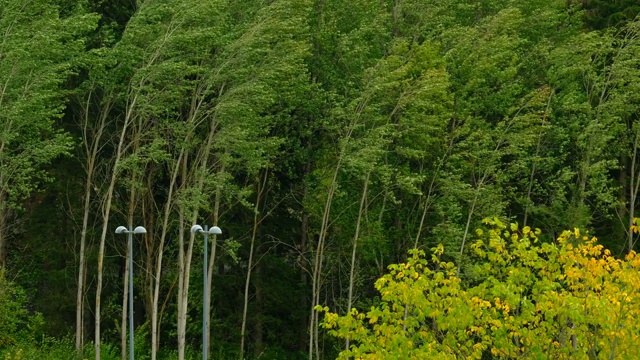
<box><xmin>1</xmin><ymin>0</ymin><xmax>640</xmax><ymax>359</ymax></box>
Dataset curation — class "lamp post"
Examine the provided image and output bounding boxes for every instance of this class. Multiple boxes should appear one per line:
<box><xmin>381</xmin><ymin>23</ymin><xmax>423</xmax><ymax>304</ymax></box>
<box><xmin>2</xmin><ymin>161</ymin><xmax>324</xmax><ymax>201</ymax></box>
<box><xmin>191</xmin><ymin>224</ymin><xmax>222</xmax><ymax>360</ymax></box>
<box><xmin>115</xmin><ymin>225</ymin><xmax>147</xmax><ymax>360</ymax></box>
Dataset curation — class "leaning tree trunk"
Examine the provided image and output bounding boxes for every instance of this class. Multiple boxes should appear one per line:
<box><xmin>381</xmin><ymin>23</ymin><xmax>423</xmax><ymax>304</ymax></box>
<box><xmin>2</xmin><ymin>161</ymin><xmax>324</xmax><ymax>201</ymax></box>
<box><xmin>94</xmin><ymin>106</ymin><xmax>134</xmax><ymax>360</ymax></box>
<box><xmin>309</xmin><ymin>162</ymin><xmax>340</xmax><ymax>360</ymax></box>
<box><xmin>628</xmin><ymin>128</ymin><xmax>640</xmax><ymax>253</ymax></box>
<box><xmin>309</xmin><ymin>115</ymin><xmax>360</xmax><ymax>360</ymax></box>
<box><xmin>151</xmin><ymin>149</ymin><xmax>183</xmax><ymax>360</ymax></box>
<box><xmin>0</xmin><ymin>191</ymin><xmax>6</xmax><ymax>269</ymax></box>
<box><xmin>298</xmin><ymin>159</ymin><xmax>311</xmax><ymax>352</ymax></box>
<box><xmin>76</xmin><ymin>90</ymin><xmax>111</xmax><ymax>355</ymax></box>
<box><xmin>240</xmin><ymin>169</ymin><xmax>269</xmax><ymax>359</ymax></box>
<box><xmin>345</xmin><ymin>172</ymin><xmax>369</xmax><ymax>351</ymax></box>
<box><xmin>177</xmin><ymin>140</ymin><xmax>210</xmax><ymax>360</ymax></box>
<box><xmin>176</xmin><ymin>155</ymin><xmax>189</xmax><ymax>360</ymax></box>
<box><xmin>94</xmin><ymin>86</ymin><xmax>141</xmax><ymax>359</ymax></box>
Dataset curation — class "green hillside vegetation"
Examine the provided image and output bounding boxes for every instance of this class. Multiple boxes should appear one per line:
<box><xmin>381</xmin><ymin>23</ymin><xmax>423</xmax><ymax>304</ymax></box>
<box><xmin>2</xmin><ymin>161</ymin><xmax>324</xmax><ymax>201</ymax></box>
<box><xmin>1</xmin><ymin>0</ymin><xmax>640</xmax><ymax>359</ymax></box>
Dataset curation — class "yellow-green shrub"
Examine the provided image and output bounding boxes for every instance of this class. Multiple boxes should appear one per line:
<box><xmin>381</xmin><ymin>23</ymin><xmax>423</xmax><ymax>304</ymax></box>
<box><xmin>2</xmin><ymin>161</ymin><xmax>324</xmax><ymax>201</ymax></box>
<box><xmin>320</xmin><ymin>218</ymin><xmax>640</xmax><ymax>359</ymax></box>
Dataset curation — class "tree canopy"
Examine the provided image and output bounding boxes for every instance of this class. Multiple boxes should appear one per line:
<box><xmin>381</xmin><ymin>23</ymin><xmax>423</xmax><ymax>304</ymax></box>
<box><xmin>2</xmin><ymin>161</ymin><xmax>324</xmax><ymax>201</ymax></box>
<box><xmin>2</xmin><ymin>0</ymin><xmax>640</xmax><ymax>359</ymax></box>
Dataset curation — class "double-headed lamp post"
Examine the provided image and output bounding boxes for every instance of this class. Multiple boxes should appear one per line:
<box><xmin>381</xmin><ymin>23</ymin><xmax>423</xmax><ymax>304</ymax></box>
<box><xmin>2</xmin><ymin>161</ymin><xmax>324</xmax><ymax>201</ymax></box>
<box><xmin>190</xmin><ymin>224</ymin><xmax>222</xmax><ymax>360</ymax></box>
<box><xmin>115</xmin><ymin>225</ymin><xmax>147</xmax><ymax>360</ymax></box>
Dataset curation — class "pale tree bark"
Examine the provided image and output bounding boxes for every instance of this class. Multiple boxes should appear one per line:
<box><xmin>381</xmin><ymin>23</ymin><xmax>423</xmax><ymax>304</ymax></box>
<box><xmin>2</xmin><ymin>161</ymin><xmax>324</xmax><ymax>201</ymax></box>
<box><xmin>177</xmin><ymin>196</ymin><xmax>200</xmax><ymax>360</ymax></box>
<box><xmin>298</xmin><ymin>159</ymin><xmax>311</xmax><ymax>352</ymax></box>
<box><xmin>189</xmin><ymin>100</ymin><xmax>223</xmax><ymax>359</ymax></box>
<box><xmin>308</xmin><ymin>104</ymin><xmax>364</xmax><ymax>360</ymax></box>
<box><xmin>140</xmin><ymin>170</ymin><xmax>154</xmax><ymax>357</ymax></box>
<box><xmin>76</xmin><ymin>90</ymin><xmax>111</xmax><ymax>355</ymax></box>
<box><xmin>95</xmin><ymin>92</ymin><xmax>138</xmax><ymax>360</ymax></box>
<box><xmin>0</xmin><ymin>192</ymin><xmax>6</xmax><ymax>269</ymax></box>
<box><xmin>253</xmin><ymin>261</ymin><xmax>264</xmax><ymax>357</ymax></box>
<box><xmin>0</xmin><ymin>94</ymin><xmax>7</xmax><ymax>270</ymax></box>
<box><xmin>240</xmin><ymin>169</ymin><xmax>269</xmax><ymax>359</ymax></box>
<box><xmin>412</xmin><ymin>155</ymin><xmax>448</xmax><ymax>250</ymax></box>
<box><xmin>345</xmin><ymin>172</ymin><xmax>369</xmax><ymax>351</ymax></box>
<box><xmin>150</xmin><ymin>149</ymin><xmax>183</xmax><ymax>360</ymax></box>
<box><xmin>176</xmin><ymin>155</ymin><xmax>190</xmax><ymax>360</ymax></box>
<box><xmin>153</xmin><ymin>82</ymin><xmax>212</xmax><ymax>359</ymax></box>
<box><xmin>121</xmin><ymin>151</ymin><xmax>139</xmax><ymax>360</ymax></box>
<box><xmin>309</xmin><ymin>158</ymin><xmax>342</xmax><ymax>360</ymax></box>
<box><xmin>457</xmin><ymin>189</ymin><xmax>480</xmax><ymax>276</ymax></box>
<box><xmin>628</xmin><ymin>128</ymin><xmax>640</xmax><ymax>253</ymax></box>
<box><xmin>94</xmin><ymin>143</ymin><xmax>124</xmax><ymax>360</ymax></box>
<box><xmin>178</xmin><ymin>126</ymin><xmax>216</xmax><ymax>360</ymax></box>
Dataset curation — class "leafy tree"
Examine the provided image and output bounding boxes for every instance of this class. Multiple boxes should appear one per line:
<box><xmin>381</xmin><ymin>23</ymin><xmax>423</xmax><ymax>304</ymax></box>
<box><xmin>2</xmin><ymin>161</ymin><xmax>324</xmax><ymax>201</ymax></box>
<box><xmin>0</xmin><ymin>0</ymin><xmax>97</xmax><ymax>267</ymax></box>
<box><xmin>320</xmin><ymin>219</ymin><xmax>640</xmax><ymax>359</ymax></box>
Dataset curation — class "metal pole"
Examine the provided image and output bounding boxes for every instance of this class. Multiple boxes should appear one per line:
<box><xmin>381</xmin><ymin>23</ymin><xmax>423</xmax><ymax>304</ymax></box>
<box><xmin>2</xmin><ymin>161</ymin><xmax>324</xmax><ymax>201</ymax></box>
<box><xmin>128</xmin><ymin>230</ymin><xmax>135</xmax><ymax>360</ymax></box>
<box><xmin>203</xmin><ymin>225</ymin><xmax>209</xmax><ymax>360</ymax></box>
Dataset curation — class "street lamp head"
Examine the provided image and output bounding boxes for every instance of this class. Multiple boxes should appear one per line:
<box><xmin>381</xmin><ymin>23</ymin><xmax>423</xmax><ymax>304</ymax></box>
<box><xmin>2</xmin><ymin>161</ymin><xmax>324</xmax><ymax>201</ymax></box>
<box><xmin>115</xmin><ymin>226</ymin><xmax>128</xmax><ymax>234</ymax></box>
<box><xmin>191</xmin><ymin>224</ymin><xmax>204</xmax><ymax>234</ymax></box>
<box><xmin>133</xmin><ymin>226</ymin><xmax>147</xmax><ymax>234</ymax></box>
<box><xmin>208</xmin><ymin>226</ymin><xmax>222</xmax><ymax>235</ymax></box>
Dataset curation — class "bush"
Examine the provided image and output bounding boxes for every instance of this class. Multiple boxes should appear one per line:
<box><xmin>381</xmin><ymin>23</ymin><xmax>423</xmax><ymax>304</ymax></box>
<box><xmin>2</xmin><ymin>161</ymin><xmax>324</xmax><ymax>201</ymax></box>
<box><xmin>0</xmin><ymin>269</ymin><xmax>43</xmax><ymax>349</ymax></box>
<box><xmin>320</xmin><ymin>219</ymin><xmax>640</xmax><ymax>359</ymax></box>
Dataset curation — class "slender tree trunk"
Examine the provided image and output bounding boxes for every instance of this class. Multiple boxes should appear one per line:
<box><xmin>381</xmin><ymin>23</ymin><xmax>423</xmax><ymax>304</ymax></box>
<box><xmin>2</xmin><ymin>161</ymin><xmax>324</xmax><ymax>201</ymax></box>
<box><xmin>457</xmin><ymin>189</ymin><xmax>479</xmax><ymax>276</ymax></box>
<box><xmin>308</xmin><ymin>114</ymin><xmax>360</xmax><ymax>360</ymax></box>
<box><xmin>76</xmin><ymin>91</ymin><xmax>110</xmax><ymax>355</ymax></box>
<box><xmin>0</xmin><ymin>136</ymin><xmax>7</xmax><ymax>269</ymax></box>
<box><xmin>142</xmin><ymin>174</ymin><xmax>155</xmax><ymax>355</ymax></box>
<box><xmin>201</xmin><ymin>129</ymin><xmax>222</xmax><ymax>359</ymax></box>
<box><xmin>178</xmin><ymin>212</ymin><xmax>198</xmax><ymax>360</ymax></box>
<box><xmin>178</xmin><ymin>127</ymin><xmax>212</xmax><ymax>359</ymax></box>
<box><xmin>151</xmin><ymin>150</ymin><xmax>184</xmax><ymax>360</ymax></box>
<box><xmin>177</xmin><ymin>155</ymin><xmax>189</xmax><ymax>360</ymax></box>
<box><xmin>345</xmin><ymin>173</ymin><xmax>369</xmax><ymax>351</ymax></box>
<box><xmin>412</xmin><ymin>173</ymin><xmax>439</xmax><ymax>249</ymax></box>
<box><xmin>309</xmin><ymin>162</ymin><xmax>341</xmax><ymax>360</ymax></box>
<box><xmin>240</xmin><ymin>169</ymin><xmax>269</xmax><ymax>359</ymax></box>
<box><xmin>95</xmin><ymin>163</ymin><xmax>121</xmax><ymax>360</ymax></box>
<box><xmin>76</xmin><ymin>189</ymin><xmax>90</xmax><ymax>356</ymax></box>
<box><xmin>169</xmin><ymin>82</ymin><xmax>212</xmax><ymax>360</ymax></box>
<box><xmin>0</xmin><ymin>192</ymin><xmax>6</xmax><ymax>269</ymax></box>
<box><xmin>628</xmin><ymin>129</ymin><xmax>640</xmax><ymax>252</ymax></box>
<box><xmin>76</xmin><ymin>141</ymin><xmax>92</xmax><ymax>356</ymax></box>
<box><xmin>299</xmin><ymin>159</ymin><xmax>311</xmax><ymax>352</ymax></box>
<box><xmin>253</xmin><ymin>261</ymin><xmax>264</xmax><ymax>357</ymax></box>
<box><xmin>95</xmin><ymin>100</ymin><xmax>135</xmax><ymax>360</ymax></box>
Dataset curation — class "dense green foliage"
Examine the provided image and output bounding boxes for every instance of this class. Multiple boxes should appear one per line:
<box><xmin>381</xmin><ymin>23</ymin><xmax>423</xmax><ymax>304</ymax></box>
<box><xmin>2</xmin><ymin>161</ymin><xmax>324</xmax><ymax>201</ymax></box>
<box><xmin>0</xmin><ymin>270</ymin><xmax>43</xmax><ymax>349</ymax></box>
<box><xmin>2</xmin><ymin>0</ymin><xmax>640</xmax><ymax>359</ymax></box>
